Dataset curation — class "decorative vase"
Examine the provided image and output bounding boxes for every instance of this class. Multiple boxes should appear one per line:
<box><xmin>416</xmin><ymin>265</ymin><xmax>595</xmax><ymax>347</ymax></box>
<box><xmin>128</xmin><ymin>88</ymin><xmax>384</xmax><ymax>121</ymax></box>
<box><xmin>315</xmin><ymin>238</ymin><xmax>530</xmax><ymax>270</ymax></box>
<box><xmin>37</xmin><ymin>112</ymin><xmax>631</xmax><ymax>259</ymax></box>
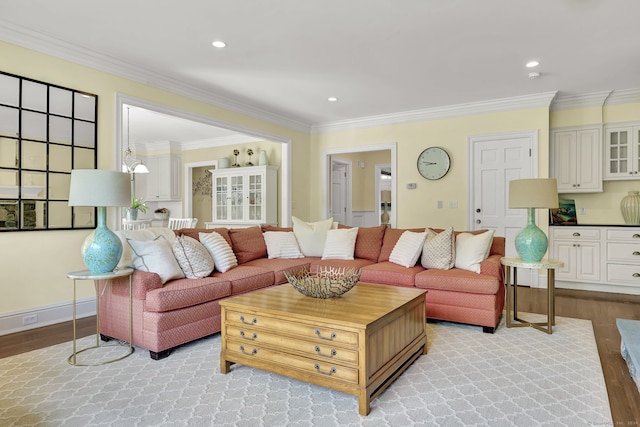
<box><xmin>258</xmin><ymin>150</ymin><xmax>268</xmax><ymax>166</ymax></box>
<box><xmin>621</xmin><ymin>191</ymin><xmax>640</xmax><ymax>224</ymax></box>
<box><xmin>515</xmin><ymin>208</ymin><xmax>547</xmax><ymax>262</ymax></box>
<box><xmin>81</xmin><ymin>207</ymin><xmax>122</xmax><ymax>274</ymax></box>
<box><xmin>381</xmin><ymin>203</ymin><xmax>390</xmax><ymax>225</ymax></box>
<box><xmin>218</xmin><ymin>158</ymin><xmax>230</xmax><ymax>169</ymax></box>
<box><xmin>125</xmin><ymin>208</ymin><xmax>138</xmax><ymax>221</ymax></box>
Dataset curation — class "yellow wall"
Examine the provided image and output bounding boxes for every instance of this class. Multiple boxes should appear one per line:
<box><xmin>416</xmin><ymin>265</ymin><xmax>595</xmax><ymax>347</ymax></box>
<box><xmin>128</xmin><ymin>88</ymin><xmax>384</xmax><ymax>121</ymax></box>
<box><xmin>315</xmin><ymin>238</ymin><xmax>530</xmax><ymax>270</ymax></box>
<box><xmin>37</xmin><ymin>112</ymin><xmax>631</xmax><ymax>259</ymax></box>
<box><xmin>312</xmin><ymin>107</ymin><xmax>551</xmax><ymax>228</ymax></box>
<box><xmin>0</xmin><ymin>41</ymin><xmax>309</xmax><ymax>315</ymax></box>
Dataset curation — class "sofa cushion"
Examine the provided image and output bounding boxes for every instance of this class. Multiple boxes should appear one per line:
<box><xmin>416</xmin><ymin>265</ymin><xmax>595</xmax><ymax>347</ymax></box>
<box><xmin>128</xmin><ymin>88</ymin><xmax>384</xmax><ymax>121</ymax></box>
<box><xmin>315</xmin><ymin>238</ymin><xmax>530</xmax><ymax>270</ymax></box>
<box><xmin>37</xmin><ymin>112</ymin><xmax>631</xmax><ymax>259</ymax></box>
<box><xmin>261</xmin><ymin>225</ymin><xmax>293</xmax><ymax>233</ymax></box>
<box><xmin>414</xmin><ymin>268</ymin><xmax>501</xmax><ymax>295</ymax></box>
<box><xmin>127</xmin><ymin>236</ymin><xmax>185</xmax><ymax>284</ymax></box>
<box><xmin>389</xmin><ymin>230</ymin><xmax>427</xmax><ymax>267</ymax></box>
<box><xmin>455</xmin><ymin>230</ymin><xmax>495</xmax><ymax>273</ymax></box>
<box><xmin>310</xmin><ymin>258</ymin><xmax>374</xmax><ymax>272</ymax></box>
<box><xmin>292</xmin><ymin>216</ymin><xmax>334</xmax><ymax>257</ymax></box>
<box><xmin>377</xmin><ymin>228</ymin><xmax>426</xmax><ymax>262</ymax></box>
<box><xmin>322</xmin><ymin>227</ymin><xmax>358</xmax><ymax>260</ymax></box>
<box><xmin>144</xmin><ymin>276</ymin><xmax>232</xmax><ymax>313</ymax></box>
<box><xmin>354</xmin><ymin>225</ymin><xmax>386</xmax><ymax>262</ymax></box>
<box><xmin>421</xmin><ymin>227</ymin><xmax>455</xmax><ymax>270</ymax></box>
<box><xmin>213</xmin><ymin>265</ymin><xmax>274</xmax><ymax>295</ymax></box>
<box><xmin>263</xmin><ymin>231</ymin><xmax>304</xmax><ymax>259</ymax></box>
<box><xmin>228</xmin><ymin>226</ymin><xmax>268</xmax><ymax>264</ymax></box>
<box><xmin>172</xmin><ymin>235</ymin><xmax>215</xmax><ymax>279</ymax></box>
<box><xmin>199</xmin><ymin>232</ymin><xmax>238</xmax><ymax>273</ymax></box>
<box><xmin>360</xmin><ymin>261</ymin><xmax>424</xmax><ymax>287</ymax></box>
<box><xmin>244</xmin><ymin>257</ymin><xmax>311</xmax><ymax>285</ymax></box>
<box><xmin>117</xmin><ymin>227</ymin><xmax>178</xmax><ymax>268</ymax></box>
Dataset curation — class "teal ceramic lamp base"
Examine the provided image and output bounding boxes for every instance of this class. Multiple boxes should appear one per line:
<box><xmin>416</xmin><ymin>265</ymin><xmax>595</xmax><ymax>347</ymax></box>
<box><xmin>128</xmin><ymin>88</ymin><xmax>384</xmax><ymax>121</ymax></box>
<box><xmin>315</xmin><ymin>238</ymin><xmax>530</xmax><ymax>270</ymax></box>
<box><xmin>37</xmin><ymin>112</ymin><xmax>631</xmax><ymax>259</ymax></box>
<box><xmin>81</xmin><ymin>207</ymin><xmax>123</xmax><ymax>274</ymax></box>
<box><xmin>515</xmin><ymin>208</ymin><xmax>548</xmax><ymax>262</ymax></box>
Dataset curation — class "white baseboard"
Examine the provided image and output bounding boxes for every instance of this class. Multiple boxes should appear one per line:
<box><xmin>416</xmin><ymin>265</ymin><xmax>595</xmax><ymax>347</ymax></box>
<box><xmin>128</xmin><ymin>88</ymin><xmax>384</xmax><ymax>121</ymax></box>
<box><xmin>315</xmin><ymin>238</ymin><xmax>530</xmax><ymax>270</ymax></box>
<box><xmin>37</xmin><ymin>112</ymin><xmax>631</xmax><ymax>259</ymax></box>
<box><xmin>0</xmin><ymin>297</ymin><xmax>96</xmax><ymax>336</ymax></box>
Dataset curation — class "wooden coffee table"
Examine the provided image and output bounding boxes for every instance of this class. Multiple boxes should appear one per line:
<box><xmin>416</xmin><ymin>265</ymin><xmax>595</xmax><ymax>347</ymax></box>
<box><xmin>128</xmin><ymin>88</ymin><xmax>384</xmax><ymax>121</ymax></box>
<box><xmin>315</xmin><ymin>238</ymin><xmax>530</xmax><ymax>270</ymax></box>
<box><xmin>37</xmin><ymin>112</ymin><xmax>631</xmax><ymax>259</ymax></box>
<box><xmin>219</xmin><ymin>282</ymin><xmax>427</xmax><ymax>416</ymax></box>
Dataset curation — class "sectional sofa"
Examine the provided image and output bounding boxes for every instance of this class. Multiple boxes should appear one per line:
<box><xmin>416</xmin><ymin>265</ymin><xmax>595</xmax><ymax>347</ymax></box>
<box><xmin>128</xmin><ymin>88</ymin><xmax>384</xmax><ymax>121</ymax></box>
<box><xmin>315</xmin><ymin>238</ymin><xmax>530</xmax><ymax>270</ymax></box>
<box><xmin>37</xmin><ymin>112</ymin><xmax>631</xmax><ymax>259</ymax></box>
<box><xmin>100</xmin><ymin>225</ymin><xmax>506</xmax><ymax>359</ymax></box>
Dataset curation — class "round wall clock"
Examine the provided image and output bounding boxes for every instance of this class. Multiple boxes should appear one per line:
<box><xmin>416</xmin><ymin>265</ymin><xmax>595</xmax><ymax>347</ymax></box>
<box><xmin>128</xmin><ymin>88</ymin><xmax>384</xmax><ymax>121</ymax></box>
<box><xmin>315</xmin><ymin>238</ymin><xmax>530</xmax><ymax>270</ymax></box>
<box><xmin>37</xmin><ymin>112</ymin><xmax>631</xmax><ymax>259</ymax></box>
<box><xmin>417</xmin><ymin>147</ymin><xmax>451</xmax><ymax>180</ymax></box>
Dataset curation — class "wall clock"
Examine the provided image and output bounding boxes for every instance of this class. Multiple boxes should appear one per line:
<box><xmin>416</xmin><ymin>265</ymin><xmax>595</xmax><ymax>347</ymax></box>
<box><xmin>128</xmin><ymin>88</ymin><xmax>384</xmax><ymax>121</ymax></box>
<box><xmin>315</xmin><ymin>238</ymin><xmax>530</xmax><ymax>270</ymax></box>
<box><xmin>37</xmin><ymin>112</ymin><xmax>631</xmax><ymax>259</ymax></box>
<box><xmin>417</xmin><ymin>147</ymin><xmax>451</xmax><ymax>180</ymax></box>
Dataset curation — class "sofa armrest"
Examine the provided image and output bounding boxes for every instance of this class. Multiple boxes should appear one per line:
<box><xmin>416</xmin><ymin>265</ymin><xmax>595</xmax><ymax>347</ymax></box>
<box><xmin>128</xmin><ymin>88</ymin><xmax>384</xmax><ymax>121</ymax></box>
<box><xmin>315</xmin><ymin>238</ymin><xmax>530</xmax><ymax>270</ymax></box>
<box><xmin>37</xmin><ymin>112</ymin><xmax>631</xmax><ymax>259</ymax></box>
<box><xmin>110</xmin><ymin>270</ymin><xmax>163</xmax><ymax>300</ymax></box>
<box><xmin>479</xmin><ymin>254</ymin><xmax>504</xmax><ymax>282</ymax></box>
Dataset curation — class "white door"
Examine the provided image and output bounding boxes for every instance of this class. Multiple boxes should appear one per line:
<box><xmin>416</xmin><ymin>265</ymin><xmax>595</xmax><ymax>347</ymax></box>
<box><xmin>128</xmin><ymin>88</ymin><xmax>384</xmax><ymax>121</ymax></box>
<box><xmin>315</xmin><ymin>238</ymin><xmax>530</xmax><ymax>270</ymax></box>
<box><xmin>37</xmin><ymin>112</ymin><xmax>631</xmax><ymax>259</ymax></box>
<box><xmin>331</xmin><ymin>163</ymin><xmax>348</xmax><ymax>225</ymax></box>
<box><xmin>470</xmin><ymin>132</ymin><xmax>536</xmax><ymax>283</ymax></box>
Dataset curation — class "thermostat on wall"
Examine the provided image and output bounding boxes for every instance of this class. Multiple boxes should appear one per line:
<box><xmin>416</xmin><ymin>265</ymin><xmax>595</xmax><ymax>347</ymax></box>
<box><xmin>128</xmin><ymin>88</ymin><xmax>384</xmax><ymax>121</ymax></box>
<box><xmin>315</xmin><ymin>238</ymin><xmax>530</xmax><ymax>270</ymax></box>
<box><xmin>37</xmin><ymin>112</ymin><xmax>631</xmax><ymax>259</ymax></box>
<box><xmin>406</xmin><ymin>183</ymin><xmax>417</xmax><ymax>189</ymax></box>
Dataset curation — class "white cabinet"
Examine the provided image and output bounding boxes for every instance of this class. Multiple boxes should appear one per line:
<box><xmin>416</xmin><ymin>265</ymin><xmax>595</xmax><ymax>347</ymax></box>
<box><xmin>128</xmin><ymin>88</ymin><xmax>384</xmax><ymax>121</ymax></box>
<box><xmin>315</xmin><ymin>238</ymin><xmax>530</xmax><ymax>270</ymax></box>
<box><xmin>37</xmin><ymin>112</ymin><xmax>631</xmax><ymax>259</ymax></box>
<box><xmin>145</xmin><ymin>154</ymin><xmax>181</xmax><ymax>201</ymax></box>
<box><xmin>551</xmin><ymin>127</ymin><xmax>602</xmax><ymax>193</ymax></box>
<box><xmin>209</xmin><ymin>165</ymin><xmax>278</xmax><ymax>227</ymax></box>
<box><xmin>551</xmin><ymin>227</ymin><xmax>601</xmax><ymax>282</ymax></box>
<box><xmin>604</xmin><ymin>124</ymin><xmax>640</xmax><ymax>180</ymax></box>
<box><xmin>605</xmin><ymin>228</ymin><xmax>640</xmax><ymax>287</ymax></box>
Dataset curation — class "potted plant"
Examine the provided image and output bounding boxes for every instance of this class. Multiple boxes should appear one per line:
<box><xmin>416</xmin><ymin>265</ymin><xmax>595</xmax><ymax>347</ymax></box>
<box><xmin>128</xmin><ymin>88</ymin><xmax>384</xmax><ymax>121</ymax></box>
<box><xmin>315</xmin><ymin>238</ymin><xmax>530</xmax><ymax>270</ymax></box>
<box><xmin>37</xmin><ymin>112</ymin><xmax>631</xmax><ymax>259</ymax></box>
<box><xmin>126</xmin><ymin>196</ymin><xmax>148</xmax><ymax>221</ymax></box>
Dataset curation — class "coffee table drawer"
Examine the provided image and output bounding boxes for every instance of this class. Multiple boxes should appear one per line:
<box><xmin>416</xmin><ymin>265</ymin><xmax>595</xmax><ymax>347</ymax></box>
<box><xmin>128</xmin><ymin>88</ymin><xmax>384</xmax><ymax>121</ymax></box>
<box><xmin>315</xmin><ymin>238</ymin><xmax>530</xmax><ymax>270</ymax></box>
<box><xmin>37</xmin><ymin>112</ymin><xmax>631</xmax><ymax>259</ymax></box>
<box><xmin>225</xmin><ymin>324</ymin><xmax>358</xmax><ymax>364</ymax></box>
<box><xmin>224</xmin><ymin>309</ymin><xmax>358</xmax><ymax>346</ymax></box>
<box><xmin>225</xmin><ymin>339</ymin><xmax>359</xmax><ymax>384</ymax></box>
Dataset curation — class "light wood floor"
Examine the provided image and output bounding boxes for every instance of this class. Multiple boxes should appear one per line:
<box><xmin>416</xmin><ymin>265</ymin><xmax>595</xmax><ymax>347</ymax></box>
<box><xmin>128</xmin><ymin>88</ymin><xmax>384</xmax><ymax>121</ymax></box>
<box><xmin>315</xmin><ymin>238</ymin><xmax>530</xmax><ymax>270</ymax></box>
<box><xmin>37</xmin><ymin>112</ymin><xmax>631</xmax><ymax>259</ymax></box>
<box><xmin>1</xmin><ymin>287</ymin><xmax>639</xmax><ymax>423</ymax></box>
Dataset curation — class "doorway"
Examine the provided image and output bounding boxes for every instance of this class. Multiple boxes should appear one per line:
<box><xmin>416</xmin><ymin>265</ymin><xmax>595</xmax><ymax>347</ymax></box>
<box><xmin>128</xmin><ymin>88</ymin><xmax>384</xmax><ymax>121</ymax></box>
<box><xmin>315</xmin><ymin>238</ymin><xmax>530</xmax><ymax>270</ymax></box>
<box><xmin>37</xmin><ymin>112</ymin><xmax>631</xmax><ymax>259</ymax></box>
<box><xmin>468</xmin><ymin>130</ymin><xmax>538</xmax><ymax>285</ymax></box>
<box><xmin>330</xmin><ymin>157</ymin><xmax>351</xmax><ymax>225</ymax></box>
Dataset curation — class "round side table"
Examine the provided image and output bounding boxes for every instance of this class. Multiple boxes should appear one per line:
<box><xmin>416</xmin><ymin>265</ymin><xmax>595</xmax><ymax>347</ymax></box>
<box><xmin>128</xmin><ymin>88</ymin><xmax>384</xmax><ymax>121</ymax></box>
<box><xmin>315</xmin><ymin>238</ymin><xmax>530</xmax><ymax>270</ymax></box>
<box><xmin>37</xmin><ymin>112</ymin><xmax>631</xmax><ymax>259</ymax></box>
<box><xmin>500</xmin><ymin>257</ymin><xmax>564</xmax><ymax>334</ymax></box>
<box><xmin>66</xmin><ymin>268</ymin><xmax>135</xmax><ymax>365</ymax></box>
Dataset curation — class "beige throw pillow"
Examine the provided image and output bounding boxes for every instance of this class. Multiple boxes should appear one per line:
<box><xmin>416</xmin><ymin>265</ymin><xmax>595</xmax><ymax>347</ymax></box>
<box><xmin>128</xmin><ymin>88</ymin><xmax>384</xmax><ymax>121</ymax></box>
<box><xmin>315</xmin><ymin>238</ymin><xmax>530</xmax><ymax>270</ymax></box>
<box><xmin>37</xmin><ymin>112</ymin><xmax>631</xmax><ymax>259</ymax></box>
<box><xmin>263</xmin><ymin>231</ymin><xmax>304</xmax><ymax>259</ymax></box>
<box><xmin>292</xmin><ymin>216</ymin><xmax>334</xmax><ymax>257</ymax></box>
<box><xmin>322</xmin><ymin>227</ymin><xmax>359</xmax><ymax>260</ymax></box>
<box><xmin>127</xmin><ymin>236</ymin><xmax>185</xmax><ymax>284</ymax></box>
<box><xmin>421</xmin><ymin>227</ymin><xmax>455</xmax><ymax>270</ymax></box>
<box><xmin>172</xmin><ymin>235</ymin><xmax>215</xmax><ymax>279</ymax></box>
<box><xmin>454</xmin><ymin>230</ymin><xmax>495</xmax><ymax>273</ymax></box>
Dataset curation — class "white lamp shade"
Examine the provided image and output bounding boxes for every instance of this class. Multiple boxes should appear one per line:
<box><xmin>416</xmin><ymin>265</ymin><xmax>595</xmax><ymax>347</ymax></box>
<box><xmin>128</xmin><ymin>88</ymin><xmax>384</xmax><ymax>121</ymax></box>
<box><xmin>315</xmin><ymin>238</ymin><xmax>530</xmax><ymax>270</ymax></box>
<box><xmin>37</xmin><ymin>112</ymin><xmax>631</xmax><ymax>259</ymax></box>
<box><xmin>508</xmin><ymin>178</ymin><xmax>559</xmax><ymax>209</ymax></box>
<box><xmin>68</xmin><ymin>169</ymin><xmax>131</xmax><ymax>207</ymax></box>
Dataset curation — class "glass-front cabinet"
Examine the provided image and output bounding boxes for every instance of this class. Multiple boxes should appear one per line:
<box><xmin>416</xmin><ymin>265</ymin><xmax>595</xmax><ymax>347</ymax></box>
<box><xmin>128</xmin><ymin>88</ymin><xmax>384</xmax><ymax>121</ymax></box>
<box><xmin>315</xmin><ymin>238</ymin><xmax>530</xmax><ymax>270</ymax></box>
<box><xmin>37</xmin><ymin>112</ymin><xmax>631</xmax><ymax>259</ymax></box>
<box><xmin>604</xmin><ymin>124</ymin><xmax>640</xmax><ymax>180</ymax></box>
<box><xmin>209</xmin><ymin>165</ymin><xmax>277</xmax><ymax>227</ymax></box>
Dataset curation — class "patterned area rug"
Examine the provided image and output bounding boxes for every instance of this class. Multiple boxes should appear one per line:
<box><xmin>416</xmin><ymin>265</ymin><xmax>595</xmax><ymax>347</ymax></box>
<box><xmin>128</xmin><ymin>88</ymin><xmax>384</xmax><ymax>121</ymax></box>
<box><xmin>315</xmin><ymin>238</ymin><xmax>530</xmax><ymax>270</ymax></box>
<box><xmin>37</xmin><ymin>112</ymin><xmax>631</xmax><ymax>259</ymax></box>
<box><xmin>0</xmin><ymin>315</ymin><xmax>611</xmax><ymax>426</ymax></box>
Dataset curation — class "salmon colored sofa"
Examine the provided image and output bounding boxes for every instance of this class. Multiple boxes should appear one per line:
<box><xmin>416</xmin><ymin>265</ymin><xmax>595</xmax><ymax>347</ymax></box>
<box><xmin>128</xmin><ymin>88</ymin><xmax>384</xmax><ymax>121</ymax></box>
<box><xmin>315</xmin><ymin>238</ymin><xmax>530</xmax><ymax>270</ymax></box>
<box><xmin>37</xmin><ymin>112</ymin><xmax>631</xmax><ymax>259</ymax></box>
<box><xmin>100</xmin><ymin>225</ymin><xmax>505</xmax><ymax>359</ymax></box>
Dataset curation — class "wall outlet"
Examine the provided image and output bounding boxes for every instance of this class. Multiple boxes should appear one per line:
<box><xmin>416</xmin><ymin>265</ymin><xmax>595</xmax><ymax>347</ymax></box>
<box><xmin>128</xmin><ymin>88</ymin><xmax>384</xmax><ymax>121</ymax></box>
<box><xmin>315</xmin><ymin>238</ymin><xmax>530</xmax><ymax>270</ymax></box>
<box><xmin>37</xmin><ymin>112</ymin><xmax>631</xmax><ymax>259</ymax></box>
<box><xmin>437</xmin><ymin>200</ymin><xmax>443</xmax><ymax>209</ymax></box>
<box><xmin>450</xmin><ymin>200</ymin><xmax>458</xmax><ymax>208</ymax></box>
<box><xmin>22</xmin><ymin>314</ymin><xmax>38</xmax><ymax>325</ymax></box>
<box><xmin>580</xmin><ymin>207</ymin><xmax>586</xmax><ymax>215</ymax></box>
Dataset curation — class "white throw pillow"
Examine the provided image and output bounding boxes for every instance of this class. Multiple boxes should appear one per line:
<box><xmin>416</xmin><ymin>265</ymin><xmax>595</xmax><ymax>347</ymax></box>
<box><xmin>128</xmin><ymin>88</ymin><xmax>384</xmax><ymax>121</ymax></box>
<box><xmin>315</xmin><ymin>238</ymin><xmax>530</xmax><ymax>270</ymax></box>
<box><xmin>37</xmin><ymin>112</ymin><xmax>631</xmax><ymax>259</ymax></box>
<box><xmin>454</xmin><ymin>230</ymin><xmax>495</xmax><ymax>273</ymax></box>
<box><xmin>322</xmin><ymin>227</ymin><xmax>359</xmax><ymax>260</ymax></box>
<box><xmin>172</xmin><ymin>235</ymin><xmax>215</xmax><ymax>279</ymax></box>
<box><xmin>421</xmin><ymin>227</ymin><xmax>455</xmax><ymax>270</ymax></box>
<box><xmin>127</xmin><ymin>236</ymin><xmax>185</xmax><ymax>284</ymax></box>
<box><xmin>116</xmin><ymin>227</ymin><xmax>177</xmax><ymax>268</ymax></box>
<box><xmin>389</xmin><ymin>230</ymin><xmax>427</xmax><ymax>268</ymax></box>
<box><xmin>199</xmin><ymin>232</ymin><xmax>238</xmax><ymax>273</ymax></box>
<box><xmin>292</xmin><ymin>216</ymin><xmax>334</xmax><ymax>257</ymax></box>
<box><xmin>263</xmin><ymin>231</ymin><xmax>304</xmax><ymax>259</ymax></box>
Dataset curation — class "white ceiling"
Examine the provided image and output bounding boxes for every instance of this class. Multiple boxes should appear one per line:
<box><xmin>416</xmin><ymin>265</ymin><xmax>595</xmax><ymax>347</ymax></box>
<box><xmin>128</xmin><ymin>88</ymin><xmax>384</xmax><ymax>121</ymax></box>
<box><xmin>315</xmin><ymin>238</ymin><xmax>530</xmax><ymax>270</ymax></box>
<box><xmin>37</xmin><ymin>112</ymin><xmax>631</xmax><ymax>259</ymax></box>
<box><xmin>1</xmin><ymin>0</ymin><xmax>640</xmax><ymax>137</ymax></box>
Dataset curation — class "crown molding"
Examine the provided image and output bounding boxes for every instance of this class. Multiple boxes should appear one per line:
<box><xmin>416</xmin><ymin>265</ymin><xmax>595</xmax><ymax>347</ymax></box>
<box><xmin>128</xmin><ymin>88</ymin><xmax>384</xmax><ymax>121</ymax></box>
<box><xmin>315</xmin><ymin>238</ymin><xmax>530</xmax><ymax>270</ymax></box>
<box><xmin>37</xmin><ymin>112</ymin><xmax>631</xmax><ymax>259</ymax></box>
<box><xmin>550</xmin><ymin>91</ymin><xmax>612</xmax><ymax>111</ymax></box>
<box><xmin>604</xmin><ymin>88</ymin><xmax>640</xmax><ymax>106</ymax></box>
<box><xmin>311</xmin><ymin>91</ymin><xmax>558</xmax><ymax>134</ymax></box>
<box><xmin>181</xmin><ymin>134</ymin><xmax>262</xmax><ymax>151</ymax></box>
<box><xmin>0</xmin><ymin>21</ymin><xmax>311</xmax><ymax>134</ymax></box>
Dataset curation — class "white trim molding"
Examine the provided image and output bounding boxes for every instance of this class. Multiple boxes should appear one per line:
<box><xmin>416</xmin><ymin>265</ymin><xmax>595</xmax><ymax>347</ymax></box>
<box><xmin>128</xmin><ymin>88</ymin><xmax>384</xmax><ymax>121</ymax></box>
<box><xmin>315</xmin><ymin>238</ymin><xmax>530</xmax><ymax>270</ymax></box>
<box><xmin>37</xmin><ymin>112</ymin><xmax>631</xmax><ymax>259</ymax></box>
<box><xmin>0</xmin><ymin>298</ymin><xmax>95</xmax><ymax>336</ymax></box>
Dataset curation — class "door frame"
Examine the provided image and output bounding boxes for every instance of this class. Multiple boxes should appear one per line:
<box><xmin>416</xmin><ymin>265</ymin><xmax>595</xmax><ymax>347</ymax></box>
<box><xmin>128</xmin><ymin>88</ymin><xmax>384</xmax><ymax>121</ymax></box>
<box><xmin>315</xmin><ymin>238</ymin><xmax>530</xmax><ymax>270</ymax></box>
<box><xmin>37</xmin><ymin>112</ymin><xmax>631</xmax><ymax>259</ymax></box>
<box><xmin>375</xmin><ymin>163</ymin><xmax>391</xmax><ymax>225</ymax></box>
<box><xmin>330</xmin><ymin>157</ymin><xmax>352</xmax><ymax>225</ymax></box>
<box><xmin>321</xmin><ymin>142</ymin><xmax>397</xmax><ymax>227</ymax></box>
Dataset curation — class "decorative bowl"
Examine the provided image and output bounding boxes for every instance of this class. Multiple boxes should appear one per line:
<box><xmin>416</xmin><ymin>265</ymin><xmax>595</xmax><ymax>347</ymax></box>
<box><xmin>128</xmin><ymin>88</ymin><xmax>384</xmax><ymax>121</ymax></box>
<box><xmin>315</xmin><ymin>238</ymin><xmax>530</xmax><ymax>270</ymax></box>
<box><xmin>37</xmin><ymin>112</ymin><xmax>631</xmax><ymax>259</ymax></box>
<box><xmin>154</xmin><ymin>212</ymin><xmax>169</xmax><ymax>220</ymax></box>
<box><xmin>284</xmin><ymin>267</ymin><xmax>362</xmax><ymax>299</ymax></box>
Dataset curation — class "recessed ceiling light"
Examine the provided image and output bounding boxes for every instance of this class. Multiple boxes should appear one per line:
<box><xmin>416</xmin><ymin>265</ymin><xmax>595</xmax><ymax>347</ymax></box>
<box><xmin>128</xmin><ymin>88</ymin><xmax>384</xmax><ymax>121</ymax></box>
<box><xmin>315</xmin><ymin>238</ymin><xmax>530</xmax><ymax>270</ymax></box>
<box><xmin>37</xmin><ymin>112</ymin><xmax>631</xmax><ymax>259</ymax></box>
<box><xmin>328</xmin><ymin>97</ymin><xmax>338</xmax><ymax>102</ymax></box>
<box><xmin>526</xmin><ymin>60</ymin><xmax>539</xmax><ymax>68</ymax></box>
<box><xmin>212</xmin><ymin>40</ymin><xmax>227</xmax><ymax>48</ymax></box>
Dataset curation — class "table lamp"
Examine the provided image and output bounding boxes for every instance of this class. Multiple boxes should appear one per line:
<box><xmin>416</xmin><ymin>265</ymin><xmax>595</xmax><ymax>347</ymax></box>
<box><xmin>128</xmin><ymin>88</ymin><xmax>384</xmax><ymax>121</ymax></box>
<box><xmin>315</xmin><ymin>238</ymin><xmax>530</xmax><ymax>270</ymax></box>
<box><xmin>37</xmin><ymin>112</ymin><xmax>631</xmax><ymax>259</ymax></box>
<box><xmin>68</xmin><ymin>169</ymin><xmax>131</xmax><ymax>274</ymax></box>
<box><xmin>508</xmin><ymin>178</ymin><xmax>558</xmax><ymax>262</ymax></box>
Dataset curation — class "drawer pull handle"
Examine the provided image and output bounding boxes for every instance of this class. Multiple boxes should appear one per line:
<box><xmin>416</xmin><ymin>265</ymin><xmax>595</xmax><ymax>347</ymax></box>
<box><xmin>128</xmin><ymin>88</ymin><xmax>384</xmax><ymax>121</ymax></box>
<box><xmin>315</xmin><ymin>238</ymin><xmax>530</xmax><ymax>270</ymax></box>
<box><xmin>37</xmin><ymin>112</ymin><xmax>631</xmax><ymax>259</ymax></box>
<box><xmin>314</xmin><ymin>345</ymin><xmax>337</xmax><ymax>358</ymax></box>
<box><xmin>240</xmin><ymin>316</ymin><xmax>257</xmax><ymax>325</ymax></box>
<box><xmin>239</xmin><ymin>345</ymin><xmax>257</xmax><ymax>356</ymax></box>
<box><xmin>633</xmin><ymin>252</ymin><xmax>640</xmax><ymax>256</ymax></box>
<box><xmin>634</xmin><ymin>234</ymin><xmax>640</xmax><ymax>238</ymax></box>
<box><xmin>572</xmin><ymin>232</ymin><xmax>581</xmax><ymax>237</ymax></box>
<box><xmin>314</xmin><ymin>363</ymin><xmax>336</xmax><ymax>375</ymax></box>
<box><xmin>315</xmin><ymin>329</ymin><xmax>337</xmax><ymax>341</ymax></box>
<box><xmin>240</xmin><ymin>331</ymin><xmax>257</xmax><ymax>340</ymax></box>
<box><xmin>633</xmin><ymin>273</ymin><xmax>640</xmax><ymax>278</ymax></box>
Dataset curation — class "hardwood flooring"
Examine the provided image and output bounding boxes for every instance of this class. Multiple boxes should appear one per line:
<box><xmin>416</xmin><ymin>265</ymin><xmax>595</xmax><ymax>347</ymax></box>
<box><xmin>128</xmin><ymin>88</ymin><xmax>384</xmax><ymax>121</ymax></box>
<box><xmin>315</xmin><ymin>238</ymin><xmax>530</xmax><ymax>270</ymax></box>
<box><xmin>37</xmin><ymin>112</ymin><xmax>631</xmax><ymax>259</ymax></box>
<box><xmin>1</xmin><ymin>288</ymin><xmax>639</xmax><ymax>423</ymax></box>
